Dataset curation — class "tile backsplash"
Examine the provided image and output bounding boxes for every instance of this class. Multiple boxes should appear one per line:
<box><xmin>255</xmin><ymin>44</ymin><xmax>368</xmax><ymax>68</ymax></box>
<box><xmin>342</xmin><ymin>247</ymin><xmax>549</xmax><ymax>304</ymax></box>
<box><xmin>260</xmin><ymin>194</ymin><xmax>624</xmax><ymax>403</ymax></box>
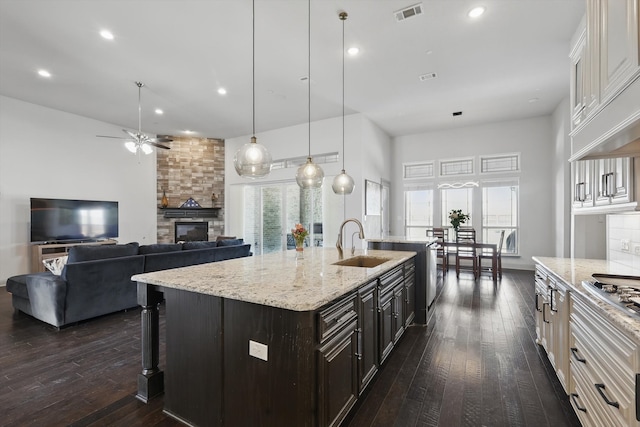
<box><xmin>608</xmin><ymin>213</ymin><xmax>640</xmax><ymax>270</ymax></box>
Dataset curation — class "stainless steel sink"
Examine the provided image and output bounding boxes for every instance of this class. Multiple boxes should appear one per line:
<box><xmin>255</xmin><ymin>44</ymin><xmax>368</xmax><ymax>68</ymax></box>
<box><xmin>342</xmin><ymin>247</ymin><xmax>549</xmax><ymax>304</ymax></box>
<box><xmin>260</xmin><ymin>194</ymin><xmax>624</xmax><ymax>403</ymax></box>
<box><xmin>332</xmin><ymin>256</ymin><xmax>391</xmax><ymax>268</ymax></box>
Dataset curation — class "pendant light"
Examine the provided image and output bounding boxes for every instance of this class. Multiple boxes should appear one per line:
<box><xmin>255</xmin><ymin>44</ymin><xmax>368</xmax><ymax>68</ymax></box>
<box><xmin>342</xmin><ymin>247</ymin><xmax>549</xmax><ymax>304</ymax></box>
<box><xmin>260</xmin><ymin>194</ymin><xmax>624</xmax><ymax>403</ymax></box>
<box><xmin>296</xmin><ymin>0</ymin><xmax>324</xmax><ymax>189</ymax></box>
<box><xmin>234</xmin><ymin>0</ymin><xmax>272</xmax><ymax>178</ymax></box>
<box><xmin>332</xmin><ymin>12</ymin><xmax>355</xmax><ymax>195</ymax></box>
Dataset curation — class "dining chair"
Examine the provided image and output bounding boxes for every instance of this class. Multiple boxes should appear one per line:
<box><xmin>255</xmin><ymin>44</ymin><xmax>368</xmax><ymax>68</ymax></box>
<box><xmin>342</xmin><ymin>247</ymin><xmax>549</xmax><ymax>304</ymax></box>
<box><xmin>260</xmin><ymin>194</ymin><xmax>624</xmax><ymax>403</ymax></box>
<box><xmin>432</xmin><ymin>227</ymin><xmax>448</xmax><ymax>274</ymax></box>
<box><xmin>479</xmin><ymin>230</ymin><xmax>505</xmax><ymax>279</ymax></box>
<box><xmin>455</xmin><ymin>227</ymin><xmax>477</xmax><ymax>278</ymax></box>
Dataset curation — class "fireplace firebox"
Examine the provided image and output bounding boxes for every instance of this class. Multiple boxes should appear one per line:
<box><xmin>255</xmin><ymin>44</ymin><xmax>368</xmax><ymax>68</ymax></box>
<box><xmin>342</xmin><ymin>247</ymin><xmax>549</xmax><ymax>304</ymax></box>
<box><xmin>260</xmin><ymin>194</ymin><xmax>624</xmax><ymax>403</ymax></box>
<box><xmin>175</xmin><ymin>221</ymin><xmax>208</xmax><ymax>242</ymax></box>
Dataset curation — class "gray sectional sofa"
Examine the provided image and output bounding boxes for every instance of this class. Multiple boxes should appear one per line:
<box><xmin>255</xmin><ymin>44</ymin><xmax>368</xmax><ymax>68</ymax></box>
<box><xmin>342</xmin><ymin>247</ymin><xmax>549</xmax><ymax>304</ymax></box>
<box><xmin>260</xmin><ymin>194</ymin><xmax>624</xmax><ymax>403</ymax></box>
<box><xmin>5</xmin><ymin>240</ymin><xmax>251</xmax><ymax>328</ymax></box>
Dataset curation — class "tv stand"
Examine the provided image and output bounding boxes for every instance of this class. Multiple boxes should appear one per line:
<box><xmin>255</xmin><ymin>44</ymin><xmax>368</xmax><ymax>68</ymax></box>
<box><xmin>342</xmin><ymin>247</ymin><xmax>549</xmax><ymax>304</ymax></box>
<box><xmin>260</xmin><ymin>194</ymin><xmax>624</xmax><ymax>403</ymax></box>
<box><xmin>31</xmin><ymin>240</ymin><xmax>118</xmax><ymax>273</ymax></box>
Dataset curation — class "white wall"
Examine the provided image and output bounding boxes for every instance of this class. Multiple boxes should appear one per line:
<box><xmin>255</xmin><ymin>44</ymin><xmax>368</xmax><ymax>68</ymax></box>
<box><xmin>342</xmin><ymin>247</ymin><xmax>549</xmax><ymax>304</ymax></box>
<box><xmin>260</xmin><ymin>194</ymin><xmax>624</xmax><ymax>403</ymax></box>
<box><xmin>0</xmin><ymin>96</ymin><xmax>157</xmax><ymax>284</ymax></box>
<box><xmin>224</xmin><ymin>113</ymin><xmax>391</xmax><ymax>246</ymax></box>
<box><xmin>551</xmin><ymin>97</ymin><xmax>572</xmax><ymax>258</ymax></box>
<box><xmin>391</xmin><ymin>116</ymin><xmax>555</xmax><ymax>270</ymax></box>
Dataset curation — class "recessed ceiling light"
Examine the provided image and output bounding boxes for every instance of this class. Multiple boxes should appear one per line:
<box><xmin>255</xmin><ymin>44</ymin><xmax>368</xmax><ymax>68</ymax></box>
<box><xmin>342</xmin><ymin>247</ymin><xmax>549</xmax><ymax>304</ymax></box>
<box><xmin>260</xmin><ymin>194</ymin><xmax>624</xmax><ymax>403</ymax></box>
<box><xmin>347</xmin><ymin>47</ymin><xmax>359</xmax><ymax>56</ymax></box>
<box><xmin>468</xmin><ymin>6</ymin><xmax>486</xmax><ymax>18</ymax></box>
<box><xmin>217</xmin><ymin>88</ymin><xmax>227</xmax><ymax>95</ymax></box>
<box><xmin>528</xmin><ymin>97</ymin><xmax>540</xmax><ymax>103</ymax></box>
<box><xmin>155</xmin><ymin>109</ymin><xmax>164</xmax><ymax>115</ymax></box>
<box><xmin>184</xmin><ymin>130</ymin><xmax>195</xmax><ymax>135</ymax></box>
<box><xmin>100</xmin><ymin>30</ymin><xmax>114</xmax><ymax>40</ymax></box>
<box><xmin>37</xmin><ymin>69</ymin><xmax>51</xmax><ymax>78</ymax></box>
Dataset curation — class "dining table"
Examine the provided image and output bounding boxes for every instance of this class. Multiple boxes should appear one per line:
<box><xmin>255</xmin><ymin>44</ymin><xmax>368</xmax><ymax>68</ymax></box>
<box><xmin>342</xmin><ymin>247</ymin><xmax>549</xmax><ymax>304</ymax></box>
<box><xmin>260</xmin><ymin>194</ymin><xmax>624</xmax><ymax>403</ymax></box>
<box><xmin>441</xmin><ymin>241</ymin><xmax>499</xmax><ymax>281</ymax></box>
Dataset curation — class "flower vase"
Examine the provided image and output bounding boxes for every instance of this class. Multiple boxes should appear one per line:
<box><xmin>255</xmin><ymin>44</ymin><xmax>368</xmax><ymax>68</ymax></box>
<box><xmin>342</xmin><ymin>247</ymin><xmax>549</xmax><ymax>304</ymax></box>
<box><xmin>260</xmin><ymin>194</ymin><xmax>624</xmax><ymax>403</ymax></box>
<box><xmin>452</xmin><ymin>228</ymin><xmax>457</xmax><ymax>242</ymax></box>
<box><xmin>161</xmin><ymin>190</ymin><xmax>169</xmax><ymax>208</ymax></box>
<box><xmin>295</xmin><ymin>243</ymin><xmax>304</xmax><ymax>259</ymax></box>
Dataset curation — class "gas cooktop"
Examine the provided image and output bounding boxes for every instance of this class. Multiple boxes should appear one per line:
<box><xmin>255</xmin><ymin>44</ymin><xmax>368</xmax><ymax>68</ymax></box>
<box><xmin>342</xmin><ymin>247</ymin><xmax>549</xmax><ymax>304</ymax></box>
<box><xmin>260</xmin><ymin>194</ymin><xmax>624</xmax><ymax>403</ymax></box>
<box><xmin>582</xmin><ymin>274</ymin><xmax>640</xmax><ymax>317</ymax></box>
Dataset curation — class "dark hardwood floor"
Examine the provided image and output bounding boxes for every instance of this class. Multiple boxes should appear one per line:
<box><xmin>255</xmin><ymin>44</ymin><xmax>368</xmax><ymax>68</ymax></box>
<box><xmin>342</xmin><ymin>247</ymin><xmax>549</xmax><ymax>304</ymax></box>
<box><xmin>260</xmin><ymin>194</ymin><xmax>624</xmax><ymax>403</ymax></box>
<box><xmin>0</xmin><ymin>269</ymin><xmax>580</xmax><ymax>427</ymax></box>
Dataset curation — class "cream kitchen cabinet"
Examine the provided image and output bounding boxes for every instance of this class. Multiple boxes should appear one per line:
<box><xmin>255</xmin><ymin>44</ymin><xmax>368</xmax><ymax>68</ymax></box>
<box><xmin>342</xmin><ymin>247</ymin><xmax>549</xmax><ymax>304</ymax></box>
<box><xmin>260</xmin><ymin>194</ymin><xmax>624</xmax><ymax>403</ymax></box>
<box><xmin>535</xmin><ymin>265</ymin><xmax>570</xmax><ymax>393</ymax></box>
<box><xmin>572</xmin><ymin>159</ymin><xmax>595</xmax><ymax>209</ymax></box>
<box><xmin>599</xmin><ymin>0</ymin><xmax>640</xmax><ymax>103</ymax></box>
<box><xmin>569</xmin><ymin>0</ymin><xmax>640</xmax><ymax>160</ymax></box>
<box><xmin>572</xmin><ymin>156</ymin><xmax>635</xmax><ymax>212</ymax></box>
<box><xmin>569</xmin><ymin>295</ymin><xmax>640</xmax><ymax>427</ymax></box>
<box><xmin>594</xmin><ymin>157</ymin><xmax>633</xmax><ymax>205</ymax></box>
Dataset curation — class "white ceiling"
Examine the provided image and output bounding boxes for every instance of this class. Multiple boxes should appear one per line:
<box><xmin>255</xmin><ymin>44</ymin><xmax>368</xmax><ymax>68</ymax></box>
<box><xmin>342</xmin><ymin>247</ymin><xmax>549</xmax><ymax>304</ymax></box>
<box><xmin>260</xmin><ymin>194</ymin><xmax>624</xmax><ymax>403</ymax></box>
<box><xmin>0</xmin><ymin>0</ymin><xmax>585</xmax><ymax>141</ymax></box>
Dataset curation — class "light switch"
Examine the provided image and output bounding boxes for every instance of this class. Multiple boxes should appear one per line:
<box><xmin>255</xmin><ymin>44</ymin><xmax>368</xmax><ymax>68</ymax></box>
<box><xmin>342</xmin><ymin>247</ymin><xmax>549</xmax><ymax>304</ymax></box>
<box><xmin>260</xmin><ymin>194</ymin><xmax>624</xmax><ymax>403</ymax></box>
<box><xmin>249</xmin><ymin>340</ymin><xmax>268</xmax><ymax>361</ymax></box>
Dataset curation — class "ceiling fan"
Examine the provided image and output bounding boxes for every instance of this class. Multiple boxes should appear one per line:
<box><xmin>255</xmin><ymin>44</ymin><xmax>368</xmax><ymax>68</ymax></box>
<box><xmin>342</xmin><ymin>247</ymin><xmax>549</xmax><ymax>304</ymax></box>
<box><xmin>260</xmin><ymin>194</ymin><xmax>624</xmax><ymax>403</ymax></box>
<box><xmin>97</xmin><ymin>81</ymin><xmax>171</xmax><ymax>154</ymax></box>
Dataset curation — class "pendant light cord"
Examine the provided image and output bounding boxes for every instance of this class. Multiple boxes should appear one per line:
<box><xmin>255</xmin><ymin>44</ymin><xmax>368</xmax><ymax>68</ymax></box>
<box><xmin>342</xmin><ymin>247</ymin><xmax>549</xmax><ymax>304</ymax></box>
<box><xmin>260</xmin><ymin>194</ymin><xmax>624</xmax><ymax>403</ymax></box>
<box><xmin>341</xmin><ymin>13</ymin><xmax>345</xmax><ymax>170</ymax></box>
<box><xmin>252</xmin><ymin>0</ymin><xmax>256</xmax><ymax>137</ymax></box>
<box><xmin>137</xmin><ymin>82</ymin><xmax>142</xmax><ymax>136</ymax></box>
<box><xmin>307</xmin><ymin>0</ymin><xmax>311</xmax><ymax>158</ymax></box>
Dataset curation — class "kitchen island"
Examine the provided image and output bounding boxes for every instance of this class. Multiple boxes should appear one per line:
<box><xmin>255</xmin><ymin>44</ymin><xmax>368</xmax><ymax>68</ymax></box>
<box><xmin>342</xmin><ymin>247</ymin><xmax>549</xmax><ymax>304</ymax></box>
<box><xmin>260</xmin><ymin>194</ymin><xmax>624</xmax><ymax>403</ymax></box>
<box><xmin>132</xmin><ymin>247</ymin><xmax>417</xmax><ymax>427</ymax></box>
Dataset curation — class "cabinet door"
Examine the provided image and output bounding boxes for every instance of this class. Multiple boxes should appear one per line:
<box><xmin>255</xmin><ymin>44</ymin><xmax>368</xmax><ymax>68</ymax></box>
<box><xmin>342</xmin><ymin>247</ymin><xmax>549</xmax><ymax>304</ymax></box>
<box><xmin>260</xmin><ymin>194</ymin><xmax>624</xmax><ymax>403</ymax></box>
<box><xmin>595</xmin><ymin>157</ymin><xmax>632</xmax><ymax>205</ymax></box>
<box><xmin>571</xmin><ymin>28</ymin><xmax>588</xmax><ymax>127</ymax></box>
<box><xmin>393</xmin><ymin>283</ymin><xmax>405</xmax><ymax>343</ymax></box>
<box><xmin>599</xmin><ymin>0</ymin><xmax>640</xmax><ymax>102</ymax></box>
<box><xmin>573</xmin><ymin>160</ymin><xmax>595</xmax><ymax>209</ymax></box>
<box><xmin>357</xmin><ymin>281</ymin><xmax>378</xmax><ymax>393</ymax></box>
<box><xmin>404</xmin><ymin>274</ymin><xmax>416</xmax><ymax>327</ymax></box>
<box><xmin>318</xmin><ymin>320</ymin><xmax>359</xmax><ymax>427</ymax></box>
<box><xmin>378</xmin><ymin>290</ymin><xmax>394</xmax><ymax>364</ymax></box>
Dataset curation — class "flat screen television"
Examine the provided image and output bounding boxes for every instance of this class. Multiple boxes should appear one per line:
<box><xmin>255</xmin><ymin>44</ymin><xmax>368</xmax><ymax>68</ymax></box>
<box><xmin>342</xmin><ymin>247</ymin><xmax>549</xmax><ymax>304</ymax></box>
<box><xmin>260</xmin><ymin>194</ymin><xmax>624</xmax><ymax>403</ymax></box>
<box><xmin>30</xmin><ymin>198</ymin><xmax>119</xmax><ymax>243</ymax></box>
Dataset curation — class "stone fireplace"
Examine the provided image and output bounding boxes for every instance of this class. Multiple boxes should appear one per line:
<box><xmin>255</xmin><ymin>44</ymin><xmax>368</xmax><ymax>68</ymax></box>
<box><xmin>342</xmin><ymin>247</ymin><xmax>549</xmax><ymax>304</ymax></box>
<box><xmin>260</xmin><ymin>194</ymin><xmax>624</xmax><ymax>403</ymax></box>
<box><xmin>156</xmin><ymin>136</ymin><xmax>225</xmax><ymax>243</ymax></box>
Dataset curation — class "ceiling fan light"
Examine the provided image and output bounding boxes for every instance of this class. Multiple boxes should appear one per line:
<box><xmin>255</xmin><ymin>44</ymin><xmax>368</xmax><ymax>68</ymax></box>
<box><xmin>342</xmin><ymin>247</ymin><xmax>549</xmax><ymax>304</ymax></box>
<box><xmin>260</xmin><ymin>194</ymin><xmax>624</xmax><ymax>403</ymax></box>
<box><xmin>124</xmin><ymin>141</ymin><xmax>138</xmax><ymax>153</ymax></box>
<box><xmin>296</xmin><ymin>157</ymin><xmax>324</xmax><ymax>189</ymax></box>
<box><xmin>141</xmin><ymin>143</ymin><xmax>153</xmax><ymax>155</ymax></box>
<box><xmin>234</xmin><ymin>136</ymin><xmax>272</xmax><ymax>178</ymax></box>
<box><xmin>332</xmin><ymin>170</ymin><xmax>355</xmax><ymax>194</ymax></box>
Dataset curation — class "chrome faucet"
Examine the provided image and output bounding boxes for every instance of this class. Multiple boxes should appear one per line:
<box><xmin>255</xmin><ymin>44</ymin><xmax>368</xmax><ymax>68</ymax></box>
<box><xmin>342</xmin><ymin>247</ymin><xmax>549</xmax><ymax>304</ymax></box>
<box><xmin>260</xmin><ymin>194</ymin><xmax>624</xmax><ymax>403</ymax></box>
<box><xmin>336</xmin><ymin>218</ymin><xmax>365</xmax><ymax>259</ymax></box>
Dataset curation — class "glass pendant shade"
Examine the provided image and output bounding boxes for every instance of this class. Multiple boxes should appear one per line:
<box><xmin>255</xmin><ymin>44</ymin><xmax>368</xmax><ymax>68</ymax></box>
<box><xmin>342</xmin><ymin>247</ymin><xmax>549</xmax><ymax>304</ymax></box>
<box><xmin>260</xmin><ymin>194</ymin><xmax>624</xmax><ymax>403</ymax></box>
<box><xmin>141</xmin><ymin>143</ymin><xmax>153</xmax><ymax>155</ymax></box>
<box><xmin>332</xmin><ymin>169</ymin><xmax>355</xmax><ymax>194</ymax></box>
<box><xmin>124</xmin><ymin>141</ymin><xmax>137</xmax><ymax>153</ymax></box>
<box><xmin>234</xmin><ymin>136</ymin><xmax>272</xmax><ymax>178</ymax></box>
<box><xmin>296</xmin><ymin>157</ymin><xmax>324</xmax><ymax>188</ymax></box>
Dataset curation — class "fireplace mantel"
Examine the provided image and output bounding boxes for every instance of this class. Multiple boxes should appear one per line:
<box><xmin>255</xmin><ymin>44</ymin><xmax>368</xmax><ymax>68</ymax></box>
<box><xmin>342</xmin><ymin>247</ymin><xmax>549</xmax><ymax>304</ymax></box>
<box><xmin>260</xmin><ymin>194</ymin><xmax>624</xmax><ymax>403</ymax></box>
<box><xmin>159</xmin><ymin>207</ymin><xmax>220</xmax><ymax>219</ymax></box>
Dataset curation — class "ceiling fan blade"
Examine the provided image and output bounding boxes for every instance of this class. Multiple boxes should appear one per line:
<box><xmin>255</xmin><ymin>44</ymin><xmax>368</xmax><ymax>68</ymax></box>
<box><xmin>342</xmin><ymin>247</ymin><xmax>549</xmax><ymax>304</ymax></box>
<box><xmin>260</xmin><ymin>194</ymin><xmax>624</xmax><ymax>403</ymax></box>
<box><xmin>123</xmin><ymin>129</ymin><xmax>139</xmax><ymax>140</ymax></box>
<box><xmin>148</xmin><ymin>141</ymin><xmax>171</xmax><ymax>150</ymax></box>
<box><xmin>96</xmin><ymin>135</ymin><xmax>129</xmax><ymax>140</ymax></box>
<box><xmin>156</xmin><ymin>136</ymin><xmax>173</xmax><ymax>143</ymax></box>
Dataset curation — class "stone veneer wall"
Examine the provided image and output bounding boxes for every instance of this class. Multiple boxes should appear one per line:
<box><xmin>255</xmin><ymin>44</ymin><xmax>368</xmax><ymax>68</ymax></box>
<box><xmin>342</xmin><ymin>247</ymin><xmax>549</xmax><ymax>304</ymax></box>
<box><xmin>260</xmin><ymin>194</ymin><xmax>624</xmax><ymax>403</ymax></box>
<box><xmin>156</xmin><ymin>136</ymin><xmax>225</xmax><ymax>243</ymax></box>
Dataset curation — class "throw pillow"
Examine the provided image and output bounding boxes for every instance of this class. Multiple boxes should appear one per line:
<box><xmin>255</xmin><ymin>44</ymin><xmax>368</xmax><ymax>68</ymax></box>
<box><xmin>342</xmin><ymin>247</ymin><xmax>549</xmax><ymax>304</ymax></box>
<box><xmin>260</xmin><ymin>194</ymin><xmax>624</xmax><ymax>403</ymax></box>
<box><xmin>43</xmin><ymin>256</ymin><xmax>68</xmax><ymax>276</ymax></box>
<box><xmin>67</xmin><ymin>242</ymin><xmax>139</xmax><ymax>263</ymax></box>
<box><xmin>139</xmin><ymin>243</ymin><xmax>183</xmax><ymax>255</ymax></box>
<box><xmin>182</xmin><ymin>241</ymin><xmax>218</xmax><ymax>250</ymax></box>
<box><xmin>217</xmin><ymin>238</ymin><xmax>244</xmax><ymax>247</ymax></box>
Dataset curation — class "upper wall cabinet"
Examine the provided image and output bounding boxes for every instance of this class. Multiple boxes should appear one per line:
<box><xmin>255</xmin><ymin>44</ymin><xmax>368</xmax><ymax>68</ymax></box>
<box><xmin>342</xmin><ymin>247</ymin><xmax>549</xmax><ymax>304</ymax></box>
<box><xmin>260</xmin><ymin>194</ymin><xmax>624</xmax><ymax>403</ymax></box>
<box><xmin>572</xmin><ymin>156</ymin><xmax>637</xmax><ymax>213</ymax></box>
<box><xmin>569</xmin><ymin>0</ymin><xmax>640</xmax><ymax>160</ymax></box>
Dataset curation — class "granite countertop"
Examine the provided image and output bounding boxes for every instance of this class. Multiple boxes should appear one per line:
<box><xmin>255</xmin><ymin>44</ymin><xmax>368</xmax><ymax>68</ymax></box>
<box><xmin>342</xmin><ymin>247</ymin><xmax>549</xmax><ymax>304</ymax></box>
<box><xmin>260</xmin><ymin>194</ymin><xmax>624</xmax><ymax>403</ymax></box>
<box><xmin>532</xmin><ymin>256</ymin><xmax>640</xmax><ymax>341</ymax></box>
<box><xmin>367</xmin><ymin>236</ymin><xmax>438</xmax><ymax>245</ymax></box>
<box><xmin>132</xmin><ymin>248</ymin><xmax>416</xmax><ymax>312</ymax></box>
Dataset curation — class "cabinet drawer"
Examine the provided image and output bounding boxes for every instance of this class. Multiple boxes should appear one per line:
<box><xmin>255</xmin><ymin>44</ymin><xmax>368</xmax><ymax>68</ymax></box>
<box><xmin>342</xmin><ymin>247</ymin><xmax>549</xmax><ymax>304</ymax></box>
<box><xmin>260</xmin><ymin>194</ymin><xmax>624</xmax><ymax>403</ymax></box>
<box><xmin>571</xmin><ymin>354</ymin><xmax>630</xmax><ymax>427</ymax></box>
<box><xmin>571</xmin><ymin>297</ymin><xmax>637</xmax><ymax>394</ymax></box>
<box><xmin>318</xmin><ymin>294</ymin><xmax>357</xmax><ymax>344</ymax></box>
<box><xmin>379</xmin><ymin>266</ymin><xmax>403</xmax><ymax>293</ymax></box>
<box><xmin>404</xmin><ymin>259</ymin><xmax>415</xmax><ymax>277</ymax></box>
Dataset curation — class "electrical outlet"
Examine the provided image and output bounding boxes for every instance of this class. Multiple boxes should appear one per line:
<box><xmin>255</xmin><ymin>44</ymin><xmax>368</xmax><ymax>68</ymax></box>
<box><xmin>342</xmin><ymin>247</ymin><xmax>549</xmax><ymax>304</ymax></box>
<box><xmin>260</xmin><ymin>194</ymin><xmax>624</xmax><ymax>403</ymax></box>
<box><xmin>634</xmin><ymin>244</ymin><xmax>640</xmax><ymax>256</ymax></box>
<box><xmin>621</xmin><ymin>239</ymin><xmax>630</xmax><ymax>252</ymax></box>
<box><xmin>249</xmin><ymin>340</ymin><xmax>268</xmax><ymax>361</ymax></box>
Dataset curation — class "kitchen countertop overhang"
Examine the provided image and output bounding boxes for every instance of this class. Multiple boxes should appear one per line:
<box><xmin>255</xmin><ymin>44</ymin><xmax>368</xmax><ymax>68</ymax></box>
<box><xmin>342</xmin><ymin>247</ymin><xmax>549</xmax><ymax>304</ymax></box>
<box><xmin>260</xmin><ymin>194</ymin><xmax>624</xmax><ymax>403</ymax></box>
<box><xmin>133</xmin><ymin>248</ymin><xmax>416</xmax><ymax>312</ymax></box>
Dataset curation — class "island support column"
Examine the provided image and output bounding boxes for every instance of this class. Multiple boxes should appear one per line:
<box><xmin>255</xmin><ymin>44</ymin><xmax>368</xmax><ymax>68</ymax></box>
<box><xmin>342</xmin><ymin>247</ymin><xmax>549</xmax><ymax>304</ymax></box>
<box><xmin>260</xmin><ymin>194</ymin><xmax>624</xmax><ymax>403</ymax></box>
<box><xmin>136</xmin><ymin>282</ymin><xmax>164</xmax><ymax>403</ymax></box>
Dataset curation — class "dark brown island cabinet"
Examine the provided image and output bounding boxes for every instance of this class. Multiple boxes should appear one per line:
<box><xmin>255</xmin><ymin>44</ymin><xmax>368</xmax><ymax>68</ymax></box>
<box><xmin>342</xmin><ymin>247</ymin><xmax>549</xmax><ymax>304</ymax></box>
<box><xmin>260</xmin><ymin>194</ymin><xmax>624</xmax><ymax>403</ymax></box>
<box><xmin>135</xmin><ymin>255</ymin><xmax>417</xmax><ymax>427</ymax></box>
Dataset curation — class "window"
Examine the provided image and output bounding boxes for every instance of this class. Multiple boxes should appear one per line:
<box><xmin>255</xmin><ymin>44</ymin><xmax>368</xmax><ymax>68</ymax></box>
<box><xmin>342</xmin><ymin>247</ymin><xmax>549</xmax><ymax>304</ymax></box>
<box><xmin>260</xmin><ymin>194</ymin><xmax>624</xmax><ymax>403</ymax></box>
<box><xmin>441</xmin><ymin>187</ymin><xmax>473</xmax><ymax>231</ymax></box>
<box><xmin>439</xmin><ymin>158</ymin><xmax>473</xmax><ymax>177</ymax></box>
<box><xmin>480</xmin><ymin>153</ymin><xmax>520</xmax><ymax>173</ymax></box>
<box><xmin>482</xmin><ymin>180</ymin><xmax>519</xmax><ymax>254</ymax></box>
<box><xmin>404</xmin><ymin>189</ymin><xmax>433</xmax><ymax>238</ymax></box>
<box><xmin>403</xmin><ymin>161</ymin><xmax>435</xmax><ymax>179</ymax></box>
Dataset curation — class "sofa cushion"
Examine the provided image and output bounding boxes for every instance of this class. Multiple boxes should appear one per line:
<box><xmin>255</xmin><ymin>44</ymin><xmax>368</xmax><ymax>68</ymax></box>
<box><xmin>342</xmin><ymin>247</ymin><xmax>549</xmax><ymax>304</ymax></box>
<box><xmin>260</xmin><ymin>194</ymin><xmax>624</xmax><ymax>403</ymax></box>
<box><xmin>139</xmin><ymin>243</ymin><xmax>182</xmax><ymax>255</ymax></box>
<box><xmin>182</xmin><ymin>241</ymin><xmax>218</xmax><ymax>250</ymax></box>
<box><xmin>67</xmin><ymin>242</ymin><xmax>139</xmax><ymax>263</ymax></box>
<box><xmin>217</xmin><ymin>238</ymin><xmax>244</xmax><ymax>247</ymax></box>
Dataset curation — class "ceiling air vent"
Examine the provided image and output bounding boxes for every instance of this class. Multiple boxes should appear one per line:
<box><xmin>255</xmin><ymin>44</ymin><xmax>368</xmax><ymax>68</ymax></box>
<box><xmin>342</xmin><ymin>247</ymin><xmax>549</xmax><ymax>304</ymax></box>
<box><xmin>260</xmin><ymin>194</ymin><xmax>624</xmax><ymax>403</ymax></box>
<box><xmin>419</xmin><ymin>73</ymin><xmax>437</xmax><ymax>81</ymax></box>
<box><xmin>394</xmin><ymin>3</ymin><xmax>423</xmax><ymax>22</ymax></box>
